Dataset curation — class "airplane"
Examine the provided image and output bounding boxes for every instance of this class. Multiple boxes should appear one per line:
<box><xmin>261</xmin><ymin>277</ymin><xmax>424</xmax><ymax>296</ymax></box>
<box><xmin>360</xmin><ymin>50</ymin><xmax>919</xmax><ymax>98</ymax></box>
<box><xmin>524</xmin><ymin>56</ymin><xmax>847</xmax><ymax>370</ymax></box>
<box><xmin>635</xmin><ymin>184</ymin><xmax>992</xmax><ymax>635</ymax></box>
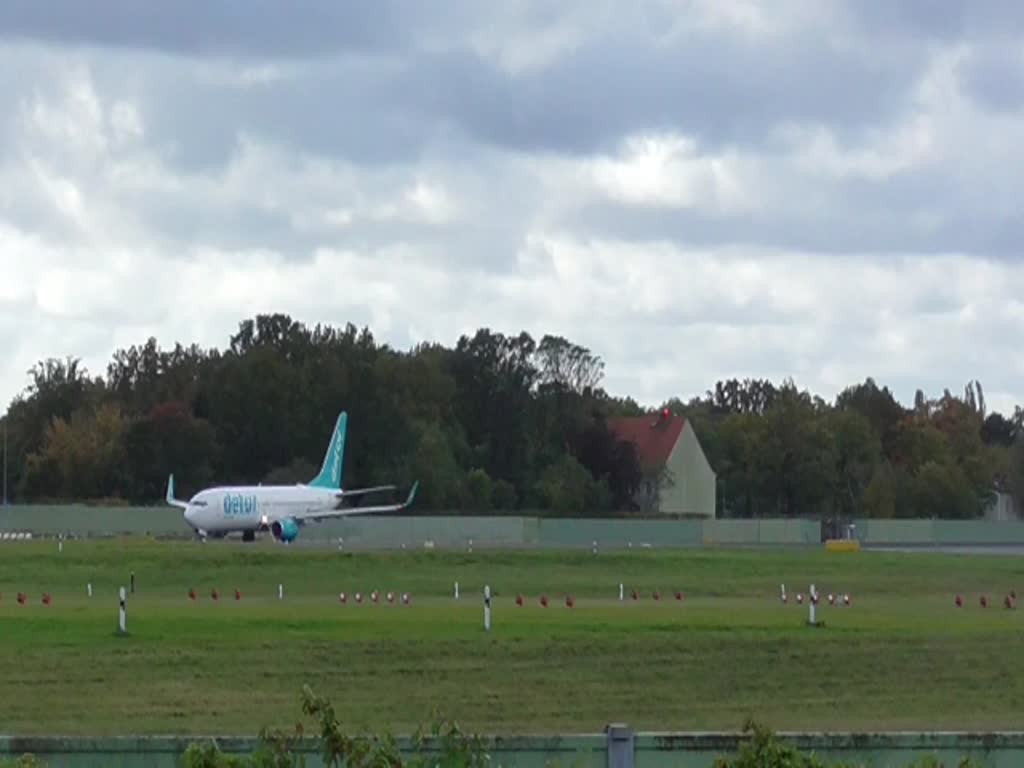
<box><xmin>164</xmin><ymin>411</ymin><xmax>418</xmax><ymax>543</ymax></box>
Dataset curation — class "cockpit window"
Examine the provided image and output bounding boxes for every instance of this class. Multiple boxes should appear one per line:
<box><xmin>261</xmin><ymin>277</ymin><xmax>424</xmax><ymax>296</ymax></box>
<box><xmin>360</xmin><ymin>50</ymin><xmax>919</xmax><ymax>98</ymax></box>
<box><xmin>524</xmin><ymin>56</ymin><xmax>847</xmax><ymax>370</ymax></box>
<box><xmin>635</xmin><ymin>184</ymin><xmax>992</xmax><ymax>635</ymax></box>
<box><xmin>190</xmin><ymin>500</ymin><xmax>208</xmax><ymax>506</ymax></box>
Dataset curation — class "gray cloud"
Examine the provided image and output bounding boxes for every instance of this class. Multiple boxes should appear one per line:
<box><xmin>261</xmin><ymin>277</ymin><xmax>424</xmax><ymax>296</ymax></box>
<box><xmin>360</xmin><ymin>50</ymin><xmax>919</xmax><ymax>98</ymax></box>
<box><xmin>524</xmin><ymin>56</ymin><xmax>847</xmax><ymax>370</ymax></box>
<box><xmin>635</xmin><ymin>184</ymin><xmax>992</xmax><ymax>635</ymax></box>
<box><xmin>0</xmin><ymin>0</ymin><xmax>424</xmax><ymax>57</ymax></box>
<box><xmin>845</xmin><ymin>0</ymin><xmax>1024</xmax><ymax>41</ymax></box>
<box><xmin>377</xmin><ymin>19</ymin><xmax>930</xmax><ymax>157</ymax></box>
<box><xmin>960</xmin><ymin>46</ymin><xmax>1024</xmax><ymax>114</ymax></box>
<box><xmin>2</xmin><ymin>2</ymin><xmax>1024</xmax><ymax>415</ymax></box>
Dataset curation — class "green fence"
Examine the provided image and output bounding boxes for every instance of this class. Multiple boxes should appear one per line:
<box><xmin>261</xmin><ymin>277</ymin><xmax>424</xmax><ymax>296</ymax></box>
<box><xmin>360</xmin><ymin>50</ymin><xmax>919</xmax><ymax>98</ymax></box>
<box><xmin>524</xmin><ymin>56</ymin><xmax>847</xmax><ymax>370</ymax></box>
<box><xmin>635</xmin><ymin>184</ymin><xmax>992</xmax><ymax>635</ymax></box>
<box><xmin>3</xmin><ymin>728</ymin><xmax>1024</xmax><ymax>768</ymax></box>
<box><xmin>0</xmin><ymin>506</ymin><xmax>822</xmax><ymax>548</ymax></box>
<box><xmin>0</xmin><ymin>505</ymin><xmax>191</xmax><ymax>537</ymax></box>
<box><xmin>852</xmin><ymin>519</ymin><xmax>1024</xmax><ymax>546</ymax></box>
<box><xmin>5</xmin><ymin>507</ymin><xmax>1024</xmax><ymax>549</ymax></box>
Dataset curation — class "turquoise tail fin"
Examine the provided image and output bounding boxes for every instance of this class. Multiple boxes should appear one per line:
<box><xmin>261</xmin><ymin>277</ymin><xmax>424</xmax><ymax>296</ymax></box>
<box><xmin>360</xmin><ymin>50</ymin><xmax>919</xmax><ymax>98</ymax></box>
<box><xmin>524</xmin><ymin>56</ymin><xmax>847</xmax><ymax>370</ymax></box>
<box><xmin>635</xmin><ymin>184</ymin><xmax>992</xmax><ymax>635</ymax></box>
<box><xmin>308</xmin><ymin>411</ymin><xmax>347</xmax><ymax>489</ymax></box>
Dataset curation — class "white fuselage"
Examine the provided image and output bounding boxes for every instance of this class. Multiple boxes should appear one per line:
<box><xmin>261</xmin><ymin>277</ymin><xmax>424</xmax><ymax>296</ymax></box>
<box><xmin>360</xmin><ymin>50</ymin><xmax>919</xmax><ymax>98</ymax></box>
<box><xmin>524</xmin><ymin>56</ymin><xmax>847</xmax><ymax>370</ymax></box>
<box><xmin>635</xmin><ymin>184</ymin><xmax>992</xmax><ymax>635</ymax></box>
<box><xmin>184</xmin><ymin>484</ymin><xmax>337</xmax><ymax>534</ymax></box>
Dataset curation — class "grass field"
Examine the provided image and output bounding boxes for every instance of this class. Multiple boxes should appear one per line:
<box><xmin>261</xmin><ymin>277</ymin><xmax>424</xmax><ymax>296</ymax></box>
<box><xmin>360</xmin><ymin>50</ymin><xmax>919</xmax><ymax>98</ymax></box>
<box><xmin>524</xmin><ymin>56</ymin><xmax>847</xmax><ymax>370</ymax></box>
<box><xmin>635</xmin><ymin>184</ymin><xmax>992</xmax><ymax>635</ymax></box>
<box><xmin>1</xmin><ymin>537</ymin><xmax>1023</xmax><ymax>736</ymax></box>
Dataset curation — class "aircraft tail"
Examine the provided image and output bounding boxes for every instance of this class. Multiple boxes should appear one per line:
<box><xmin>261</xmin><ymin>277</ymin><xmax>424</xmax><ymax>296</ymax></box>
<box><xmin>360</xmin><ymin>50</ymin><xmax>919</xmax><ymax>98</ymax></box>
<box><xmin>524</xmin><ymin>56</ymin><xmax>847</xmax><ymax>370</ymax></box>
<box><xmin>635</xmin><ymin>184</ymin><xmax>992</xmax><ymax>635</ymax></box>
<box><xmin>308</xmin><ymin>411</ymin><xmax>347</xmax><ymax>490</ymax></box>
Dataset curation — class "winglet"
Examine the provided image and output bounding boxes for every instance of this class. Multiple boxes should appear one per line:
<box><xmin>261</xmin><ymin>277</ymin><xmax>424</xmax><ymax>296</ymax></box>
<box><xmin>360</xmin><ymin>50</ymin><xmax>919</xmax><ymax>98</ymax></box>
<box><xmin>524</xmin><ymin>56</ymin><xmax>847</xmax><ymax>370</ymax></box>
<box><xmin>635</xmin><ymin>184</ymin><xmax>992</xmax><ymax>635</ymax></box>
<box><xmin>406</xmin><ymin>480</ymin><xmax>419</xmax><ymax>507</ymax></box>
<box><xmin>166</xmin><ymin>474</ymin><xmax>188</xmax><ymax>509</ymax></box>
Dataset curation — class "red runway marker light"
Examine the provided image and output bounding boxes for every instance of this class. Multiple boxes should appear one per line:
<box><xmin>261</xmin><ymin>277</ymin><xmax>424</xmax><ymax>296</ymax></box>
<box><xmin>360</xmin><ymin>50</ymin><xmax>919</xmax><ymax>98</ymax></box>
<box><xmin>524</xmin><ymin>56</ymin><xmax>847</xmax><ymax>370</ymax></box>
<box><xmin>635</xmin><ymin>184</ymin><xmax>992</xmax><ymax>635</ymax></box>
<box><xmin>565</xmin><ymin>595</ymin><xmax>575</xmax><ymax>608</ymax></box>
<box><xmin>540</xmin><ymin>595</ymin><xmax>548</xmax><ymax>607</ymax></box>
<box><xmin>235</xmin><ymin>589</ymin><xmax>242</xmax><ymax>601</ymax></box>
<box><xmin>17</xmin><ymin>592</ymin><xmax>26</xmax><ymax>605</ymax></box>
<box><xmin>42</xmin><ymin>593</ymin><xmax>51</xmax><ymax>605</ymax></box>
<box><xmin>653</xmin><ymin>591</ymin><xmax>660</xmax><ymax>601</ymax></box>
<box><xmin>631</xmin><ymin>589</ymin><xmax>638</xmax><ymax>601</ymax></box>
<box><xmin>955</xmin><ymin>594</ymin><xmax>963</xmax><ymax>607</ymax></box>
<box><xmin>339</xmin><ymin>592</ymin><xmax>347</xmax><ymax>603</ymax></box>
<box><xmin>981</xmin><ymin>595</ymin><xmax>988</xmax><ymax>607</ymax></box>
<box><xmin>188</xmin><ymin>588</ymin><xmax>196</xmax><ymax>600</ymax></box>
<box><xmin>515</xmin><ymin>594</ymin><xmax>524</xmax><ymax>606</ymax></box>
<box><xmin>211</xmin><ymin>588</ymin><xmax>219</xmax><ymax>601</ymax></box>
<box><xmin>675</xmin><ymin>591</ymin><xmax>684</xmax><ymax>601</ymax></box>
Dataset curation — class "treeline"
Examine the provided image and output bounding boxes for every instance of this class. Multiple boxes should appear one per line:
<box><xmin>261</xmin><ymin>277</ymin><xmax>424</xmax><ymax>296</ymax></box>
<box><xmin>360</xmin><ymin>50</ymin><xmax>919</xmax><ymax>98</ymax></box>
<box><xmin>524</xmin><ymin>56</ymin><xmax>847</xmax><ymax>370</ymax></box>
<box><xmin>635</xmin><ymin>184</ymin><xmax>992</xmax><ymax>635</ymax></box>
<box><xmin>1</xmin><ymin>312</ymin><xmax>1022</xmax><ymax>519</ymax></box>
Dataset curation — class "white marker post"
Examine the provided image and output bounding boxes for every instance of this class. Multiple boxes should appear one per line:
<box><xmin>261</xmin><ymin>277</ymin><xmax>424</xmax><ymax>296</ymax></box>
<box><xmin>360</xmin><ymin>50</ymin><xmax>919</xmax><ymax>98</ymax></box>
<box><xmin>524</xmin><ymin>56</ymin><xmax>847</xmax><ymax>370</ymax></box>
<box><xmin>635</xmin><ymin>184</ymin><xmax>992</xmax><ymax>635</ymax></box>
<box><xmin>619</xmin><ymin>583</ymin><xmax>624</xmax><ymax>601</ymax></box>
<box><xmin>808</xmin><ymin>583</ymin><xmax>818</xmax><ymax>626</ymax></box>
<box><xmin>780</xmin><ymin>583</ymin><xmax>786</xmax><ymax>602</ymax></box>
<box><xmin>454</xmin><ymin>581</ymin><xmax>459</xmax><ymax>600</ymax></box>
<box><xmin>118</xmin><ymin>586</ymin><xmax>127</xmax><ymax>635</ymax></box>
<box><xmin>278</xmin><ymin>583</ymin><xmax>283</xmax><ymax>600</ymax></box>
<box><xmin>468</xmin><ymin>539</ymin><xmax>473</xmax><ymax>553</ymax></box>
<box><xmin>592</xmin><ymin>540</ymin><xmax>598</xmax><ymax>555</ymax></box>
<box><xmin>483</xmin><ymin>585</ymin><xmax>491</xmax><ymax>632</ymax></box>
<box><xmin>87</xmin><ymin>582</ymin><xmax>92</xmax><ymax>598</ymax></box>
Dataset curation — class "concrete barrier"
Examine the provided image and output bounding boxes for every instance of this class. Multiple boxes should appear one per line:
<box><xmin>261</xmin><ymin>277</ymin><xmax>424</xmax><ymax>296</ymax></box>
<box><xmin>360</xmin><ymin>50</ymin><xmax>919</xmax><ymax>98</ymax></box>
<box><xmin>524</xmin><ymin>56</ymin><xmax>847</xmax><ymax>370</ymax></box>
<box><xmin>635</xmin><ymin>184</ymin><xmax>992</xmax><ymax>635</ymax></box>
<box><xmin>3</xmin><ymin>728</ymin><xmax>1024</xmax><ymax>767</ymax></box>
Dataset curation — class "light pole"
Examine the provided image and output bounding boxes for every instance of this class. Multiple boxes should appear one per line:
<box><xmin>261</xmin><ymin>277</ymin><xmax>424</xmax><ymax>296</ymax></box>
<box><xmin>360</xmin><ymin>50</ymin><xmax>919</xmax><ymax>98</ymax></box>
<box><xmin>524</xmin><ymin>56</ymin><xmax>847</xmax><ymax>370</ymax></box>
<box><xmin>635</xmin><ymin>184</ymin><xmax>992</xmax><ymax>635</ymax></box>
<box><xmin>2</xmin><ymin>415</ymin><xmax>6</xmax><ymax>505</ymax></box>
<box><xmin>2</xmin><ymin>417</ymin><xmax>6</xmax><ymax>507</ymax></box>
<box><xmin>2</xmin><ymin>413</ymin><xmax>7</xmax><ymax>506</ymax></box>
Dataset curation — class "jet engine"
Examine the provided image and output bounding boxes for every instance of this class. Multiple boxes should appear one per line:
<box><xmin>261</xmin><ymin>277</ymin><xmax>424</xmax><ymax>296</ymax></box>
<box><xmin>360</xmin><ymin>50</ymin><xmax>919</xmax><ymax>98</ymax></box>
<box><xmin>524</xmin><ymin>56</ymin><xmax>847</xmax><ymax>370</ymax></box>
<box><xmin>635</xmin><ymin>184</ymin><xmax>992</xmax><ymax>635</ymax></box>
<box><xmin>270</xmin><ymin>517</ymin><xmax>300</xmax><ymax>543</ymax></box>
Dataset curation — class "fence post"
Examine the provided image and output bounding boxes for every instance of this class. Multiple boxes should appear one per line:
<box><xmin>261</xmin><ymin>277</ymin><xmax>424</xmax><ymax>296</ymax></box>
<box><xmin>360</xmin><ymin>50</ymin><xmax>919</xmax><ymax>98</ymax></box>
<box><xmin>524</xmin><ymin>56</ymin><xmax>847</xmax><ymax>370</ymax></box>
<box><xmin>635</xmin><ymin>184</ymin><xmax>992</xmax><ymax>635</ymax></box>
<box><xmin>606</xmin><ymin>724</ymin><xmax>633</xmax><ymax>768</ymax></box>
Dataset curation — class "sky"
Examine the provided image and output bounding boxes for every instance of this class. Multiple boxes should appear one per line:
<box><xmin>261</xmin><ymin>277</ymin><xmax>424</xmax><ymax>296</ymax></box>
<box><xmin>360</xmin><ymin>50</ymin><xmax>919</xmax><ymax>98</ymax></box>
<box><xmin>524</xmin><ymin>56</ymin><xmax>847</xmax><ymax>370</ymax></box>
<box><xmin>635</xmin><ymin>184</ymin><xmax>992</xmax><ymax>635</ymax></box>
<box><xmin>2</xmin><ymin>1</ymin><xmax>1024</xmax><ymax>417</ymax></box>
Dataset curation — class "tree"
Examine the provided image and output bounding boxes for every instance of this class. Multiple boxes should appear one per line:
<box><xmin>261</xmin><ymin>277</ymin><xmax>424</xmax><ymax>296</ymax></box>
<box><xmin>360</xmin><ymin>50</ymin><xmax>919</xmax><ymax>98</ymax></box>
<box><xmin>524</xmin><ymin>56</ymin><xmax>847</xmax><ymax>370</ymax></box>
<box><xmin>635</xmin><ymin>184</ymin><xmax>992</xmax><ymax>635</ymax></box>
<box><xmin>533</xmin><ymin>454</ymin><xmax>592</xmax><ymax>515</ymax></box>
<box><xmin>463</xmin><ymin>468</ymin><xmax>493</xmax><ymax>512</ymax></box>
<box><xmin>835</xmin><ymin>377</ymin><xmax>907</xmax><ymax>457</ymax></box>
<box><xmin>706</xmin><ymin>378</ymin><xmax>778</xmax><ymax>415</ymax></box>
<box><xmin>570</xmin><ymin>415</ymin><xmax>642</xmax><ymax>511</ymax></box>
<box><xmin>19</xmin><ymin>401</ymin><xmax>128</xmax><ymax>501</ymax></box>
<box><xmin>121</xmin><ymin>401</ymin><xmax>220</xmax><ymax>502</ymax></box>
<box><xmin>533</xmin><ymin>334</ymin><xmax>604</xmax><ymax>394</ymax></box>
<box><xmin>863</xmin><ymin>461</ymin><xmax>897</xmax><ymax>518</ymax></box>
<box><xmin>405</xmin><ymin>421</ymin><xmax>463</xmax><ymax>510</ymax></box>
<box><xmin>828</xmin><ymin>408</ymin><xmax>882</xmax><ymax>518</ymax></box>
<box><xmin>981</xmin><ymin>412</ymin><xmax>1018</xmax><ymax>447</ymax></box>
<box><xmin>2</xmin><ymin>314</ymin><xmax>1020</xmax><ymax>519</ymax></box>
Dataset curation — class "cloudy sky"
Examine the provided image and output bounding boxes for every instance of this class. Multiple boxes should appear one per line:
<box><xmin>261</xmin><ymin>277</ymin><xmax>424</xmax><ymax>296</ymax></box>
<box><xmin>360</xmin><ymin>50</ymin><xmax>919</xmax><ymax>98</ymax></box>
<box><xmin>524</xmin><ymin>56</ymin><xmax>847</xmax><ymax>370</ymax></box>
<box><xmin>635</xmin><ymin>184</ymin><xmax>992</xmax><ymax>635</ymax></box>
<box><xmin>2</xmin><ymin>1</ymin><xmax>1024</xmax><ymax>416</ymax></box>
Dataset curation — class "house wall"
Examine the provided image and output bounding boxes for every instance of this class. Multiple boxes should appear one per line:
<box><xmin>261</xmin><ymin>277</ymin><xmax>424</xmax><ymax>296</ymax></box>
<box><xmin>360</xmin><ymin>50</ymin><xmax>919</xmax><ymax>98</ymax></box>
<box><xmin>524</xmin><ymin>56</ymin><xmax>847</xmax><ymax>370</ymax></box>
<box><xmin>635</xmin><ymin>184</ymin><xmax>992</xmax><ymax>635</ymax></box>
<box><xmin>659</xmin><ymin>423</ymin><xmax>716</xmax><ymax>518</ymax></box>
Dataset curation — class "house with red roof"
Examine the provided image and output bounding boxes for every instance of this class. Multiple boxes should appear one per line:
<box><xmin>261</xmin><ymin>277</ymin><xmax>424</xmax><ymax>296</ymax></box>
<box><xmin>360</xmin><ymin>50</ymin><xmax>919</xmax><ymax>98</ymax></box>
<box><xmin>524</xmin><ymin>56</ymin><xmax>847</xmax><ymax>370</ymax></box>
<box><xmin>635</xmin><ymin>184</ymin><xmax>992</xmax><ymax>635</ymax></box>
<box><xmin>607</xmin><ymin>409</ymin><xmax>716</xmax><ymax>517</ymax></box>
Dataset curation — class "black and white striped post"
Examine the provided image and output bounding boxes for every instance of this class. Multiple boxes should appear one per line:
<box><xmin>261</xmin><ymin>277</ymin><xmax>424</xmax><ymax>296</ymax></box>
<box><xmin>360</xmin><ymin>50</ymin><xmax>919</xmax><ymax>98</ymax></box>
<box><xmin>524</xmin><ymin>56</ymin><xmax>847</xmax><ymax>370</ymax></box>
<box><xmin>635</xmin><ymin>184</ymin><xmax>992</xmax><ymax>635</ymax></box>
<box><xmin>483</xmin><ymin>585</ymin><xmax>491</xmax><ymax>632</ymax></box>
<box><xmin>118</xmin><ymin>586</ymin><xmax>127</xmax><ymax>635</ymax></box>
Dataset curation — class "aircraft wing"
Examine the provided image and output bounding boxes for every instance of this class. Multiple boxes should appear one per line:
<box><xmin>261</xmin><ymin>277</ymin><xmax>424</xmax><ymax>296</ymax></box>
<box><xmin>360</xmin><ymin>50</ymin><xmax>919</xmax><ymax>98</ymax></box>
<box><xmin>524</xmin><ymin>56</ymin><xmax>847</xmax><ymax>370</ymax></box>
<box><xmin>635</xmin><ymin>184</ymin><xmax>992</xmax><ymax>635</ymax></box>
<box><xmin>298</xmin><ymin>481</ymin><xmax>419</xmax><ymax>522</ymax></box>
<box><xmin>337</xmin><ymin>484</ymin><xmax>397</xmax><ymax>502</ymax></box>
